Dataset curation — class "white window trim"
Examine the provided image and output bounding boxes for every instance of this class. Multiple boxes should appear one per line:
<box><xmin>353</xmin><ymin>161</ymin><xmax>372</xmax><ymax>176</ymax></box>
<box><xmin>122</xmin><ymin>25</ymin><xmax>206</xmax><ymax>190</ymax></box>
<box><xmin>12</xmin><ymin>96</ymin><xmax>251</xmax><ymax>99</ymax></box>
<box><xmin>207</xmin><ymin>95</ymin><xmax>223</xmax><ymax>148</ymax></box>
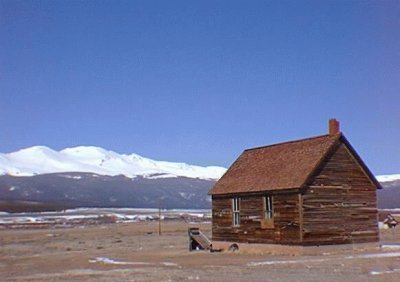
<box><xmin>264</xmin><ymin>195</ymin><xmax>273</xmax><ymax>219</ymax></box>
<box><xmin>232</xmin><ymin>197</ymin><xmax>240</xmax><ymax>226</ymax></box>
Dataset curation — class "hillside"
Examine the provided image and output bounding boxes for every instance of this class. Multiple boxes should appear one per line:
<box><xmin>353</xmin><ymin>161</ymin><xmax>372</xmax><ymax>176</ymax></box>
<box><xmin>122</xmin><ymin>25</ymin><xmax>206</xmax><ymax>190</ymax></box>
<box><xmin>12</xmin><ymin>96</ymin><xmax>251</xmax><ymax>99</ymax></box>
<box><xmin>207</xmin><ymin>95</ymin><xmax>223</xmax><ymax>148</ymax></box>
<box><xmin>0</xmin><ymin>173</ymin><xmax>215</xmax><ymax>212</ymax></box>
<box><xmin>377</xmin><ymin>179</ymin><xmax>400</xmax><ymax>209</ymax></box>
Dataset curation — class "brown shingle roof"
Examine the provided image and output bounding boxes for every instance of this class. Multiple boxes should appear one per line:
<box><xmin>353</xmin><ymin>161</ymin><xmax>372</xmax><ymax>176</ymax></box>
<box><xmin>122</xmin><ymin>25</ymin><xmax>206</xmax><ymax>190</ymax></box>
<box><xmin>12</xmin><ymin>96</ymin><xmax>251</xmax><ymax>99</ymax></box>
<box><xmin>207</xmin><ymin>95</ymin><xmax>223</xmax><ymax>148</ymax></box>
<box><xmin>209</xmin><ymin>134</ymin><xmax>341</xmax><ymax>195</ymax></box>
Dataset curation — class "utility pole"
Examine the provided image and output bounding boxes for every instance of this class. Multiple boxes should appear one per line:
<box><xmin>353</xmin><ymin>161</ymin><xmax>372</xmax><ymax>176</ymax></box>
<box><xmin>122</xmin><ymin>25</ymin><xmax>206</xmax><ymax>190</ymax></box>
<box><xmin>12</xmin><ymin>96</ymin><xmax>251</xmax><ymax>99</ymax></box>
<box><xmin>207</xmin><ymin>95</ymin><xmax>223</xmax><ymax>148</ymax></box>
<box><xmin>158</xmin><ymin>197</ymin><xmax>162</xmax><ymax>235</ymax></box>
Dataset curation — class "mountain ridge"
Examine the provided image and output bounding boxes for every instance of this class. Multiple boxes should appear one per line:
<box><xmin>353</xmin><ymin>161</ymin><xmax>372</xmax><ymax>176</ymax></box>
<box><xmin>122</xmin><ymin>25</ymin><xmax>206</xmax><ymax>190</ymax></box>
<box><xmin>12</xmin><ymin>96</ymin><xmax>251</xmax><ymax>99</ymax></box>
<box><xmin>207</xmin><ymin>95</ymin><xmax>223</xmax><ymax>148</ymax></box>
<box><xmin>0</xmin><ymin>145</ymin><xmax>399</xmax><ymax>212</ymax></box>
<box><xmin>0</xmin><ymin>146</ymin><xmax>226</xmax><ymax>180</ymax></box>
<box><xmin>1</xmin><ymin>145</ymin><xmax>399</xmax><ymax>183</ymax></box>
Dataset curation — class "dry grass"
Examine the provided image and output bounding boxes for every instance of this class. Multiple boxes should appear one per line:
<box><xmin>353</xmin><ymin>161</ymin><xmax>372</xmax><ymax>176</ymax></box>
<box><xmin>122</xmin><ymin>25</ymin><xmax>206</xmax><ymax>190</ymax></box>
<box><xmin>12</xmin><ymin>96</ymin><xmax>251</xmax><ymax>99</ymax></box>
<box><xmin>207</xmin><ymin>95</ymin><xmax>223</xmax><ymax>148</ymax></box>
<box><xmin>1</xmin><ymin>221</ymin><xmax>400</xmax><ymax>281</ymax></box>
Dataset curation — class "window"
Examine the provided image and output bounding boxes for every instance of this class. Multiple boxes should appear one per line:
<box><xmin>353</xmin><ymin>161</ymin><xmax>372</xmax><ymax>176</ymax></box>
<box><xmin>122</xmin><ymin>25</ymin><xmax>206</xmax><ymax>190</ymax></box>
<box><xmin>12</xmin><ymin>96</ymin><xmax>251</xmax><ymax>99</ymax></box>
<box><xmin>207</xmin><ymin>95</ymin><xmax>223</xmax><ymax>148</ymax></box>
<box><xmin>232</xmin><ymin>197</ymin><xmax>240</xmax><ymax>226</ymax></box>
<box><xmin>264</xmin><ymin>195</ymin><xmax>273</xmax><ymax>219</ymax></box>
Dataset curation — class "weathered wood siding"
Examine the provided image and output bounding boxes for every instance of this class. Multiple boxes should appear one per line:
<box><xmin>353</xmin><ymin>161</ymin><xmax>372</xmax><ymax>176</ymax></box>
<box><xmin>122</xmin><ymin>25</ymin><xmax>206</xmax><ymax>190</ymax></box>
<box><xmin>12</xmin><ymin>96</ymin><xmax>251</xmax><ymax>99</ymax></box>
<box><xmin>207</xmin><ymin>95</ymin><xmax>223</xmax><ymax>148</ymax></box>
<box><xmin>212</xmin><ymin>192</ymin><xmax>301</xmax><ymax>244</ymax></box>
<box><xmin>302</xmin><ymin>143</ymin><xmax>379</xmax><ymax>245</ymax></box>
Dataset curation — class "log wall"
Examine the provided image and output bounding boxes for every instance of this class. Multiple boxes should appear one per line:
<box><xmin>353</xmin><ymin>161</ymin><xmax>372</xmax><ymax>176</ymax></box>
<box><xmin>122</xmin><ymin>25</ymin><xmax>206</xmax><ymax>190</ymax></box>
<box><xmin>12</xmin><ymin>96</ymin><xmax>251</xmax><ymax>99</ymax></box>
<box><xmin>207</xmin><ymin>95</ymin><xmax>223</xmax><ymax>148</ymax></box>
<box><xmin>212</xmin><ymin>192</ymin><xmax>301</xmax><ymax>244</ymax></box>
<box><xmin>302</xmin><ymin>143</ymin><xmax>379</xmax><ymax>245</ymax></box>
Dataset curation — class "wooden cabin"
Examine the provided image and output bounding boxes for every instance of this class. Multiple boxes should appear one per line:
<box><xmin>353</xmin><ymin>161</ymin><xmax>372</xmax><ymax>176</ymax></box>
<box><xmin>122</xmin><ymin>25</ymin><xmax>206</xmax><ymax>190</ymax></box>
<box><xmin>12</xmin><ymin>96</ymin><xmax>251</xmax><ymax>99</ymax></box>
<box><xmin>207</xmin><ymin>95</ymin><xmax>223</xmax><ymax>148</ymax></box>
<box><xmin>209</xmin><ymin>119</ymin><xmax>381</xmax><ymax>245</ymax></box>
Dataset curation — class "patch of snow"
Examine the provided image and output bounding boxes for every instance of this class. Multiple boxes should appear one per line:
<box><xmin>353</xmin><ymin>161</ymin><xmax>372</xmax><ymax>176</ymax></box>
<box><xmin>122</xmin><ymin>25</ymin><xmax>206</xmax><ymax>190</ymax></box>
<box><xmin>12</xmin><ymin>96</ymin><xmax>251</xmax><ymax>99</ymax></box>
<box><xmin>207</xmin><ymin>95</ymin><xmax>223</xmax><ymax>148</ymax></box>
<box><xmin>58</xmin><ymin>174</ymin><xmax>83</xmax><ymax>180</ymax></box>
<box><xmin>183</xmin><ymin>213</ymin><xmax>205</xmax><ymax>218</ymax></box>
<box><xmin>346</xmin><ymin>252</ymin><xmax>400</xmax><ymax>259</ymax></box>
<box><xmin>381</xmin><ymin>244</ymin><xmax>400</xmax><ymax>249</ymax></box>
<box><xmin>379</xmin><ymin>222</ymin><xmax>386</xmax><ymax>229</ymax></box>
<box><xmin>369</xmin><ymin>269</ymin><xmax>400</xmax><ymax>275</ymax></box>
<box><xmin>248</xmin><ymin>252</ymin><xmax>400</xmax><ymax>267</ymax></box>
<box><xmin>0</xmin><ymin>214</ymin><xmax>98</xmax><ymax>225</ymax></box>
<box><xmin>60</xmin><ymin>215</ymin><xmax>99</xmax><ymax>220</ymax></box>
<box><xmin>144</xmin><ymin>173</ymin><xmax>178</xmax><ymax>179</ymax></box>
<box><xmin>179</xmin><ymin>192</ymin><xmax>195</xmax><ymax>200</ymax></box>
<box><xmin>380</xmin><ymin>208</ymin><xmax>400</xmax><ymax>211</ymax></box>
<box><xmin>248</xmin><ymin>258</ymin><xmax>327</xmax><ymax>266</ymax></box>
<box><xmin>160</xmin><ymin>262</ymin><xmax>179</xmax><ymax>267</ymax></box>
<box><xmin>0</xmin><ymin>208</ymin><xmax>211</xmax><ymax>225</ymax></box>
<box><xmin>64</xmin><ymin>207</ymin><xmax>160</xmax><ymax>213</ymax></box>
<box><xmin>88</xmin><ymin>257</ymin><xmax>151</xmax><ymax>265</ymax></box>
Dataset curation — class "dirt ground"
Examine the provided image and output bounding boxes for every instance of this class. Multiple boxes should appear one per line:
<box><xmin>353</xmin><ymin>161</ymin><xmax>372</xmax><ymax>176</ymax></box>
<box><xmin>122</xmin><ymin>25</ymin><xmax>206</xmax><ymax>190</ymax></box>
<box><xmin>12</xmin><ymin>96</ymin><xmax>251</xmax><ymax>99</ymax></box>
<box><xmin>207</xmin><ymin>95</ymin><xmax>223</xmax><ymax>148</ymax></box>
<box><xmin>1</xmin><ymin>221</ymin><xmax>400</xmax><ymax>282</ymax></box>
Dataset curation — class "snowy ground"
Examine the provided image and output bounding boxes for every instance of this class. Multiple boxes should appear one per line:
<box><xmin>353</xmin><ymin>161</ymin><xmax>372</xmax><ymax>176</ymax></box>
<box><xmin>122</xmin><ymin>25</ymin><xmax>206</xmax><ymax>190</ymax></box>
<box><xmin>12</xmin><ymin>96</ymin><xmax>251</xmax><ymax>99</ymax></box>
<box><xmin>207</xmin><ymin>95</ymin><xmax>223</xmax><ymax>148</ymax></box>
<box><xmin>0</xmin><ymin>208</ymin><xmax>211</xmax><ymax>228</ymax></box>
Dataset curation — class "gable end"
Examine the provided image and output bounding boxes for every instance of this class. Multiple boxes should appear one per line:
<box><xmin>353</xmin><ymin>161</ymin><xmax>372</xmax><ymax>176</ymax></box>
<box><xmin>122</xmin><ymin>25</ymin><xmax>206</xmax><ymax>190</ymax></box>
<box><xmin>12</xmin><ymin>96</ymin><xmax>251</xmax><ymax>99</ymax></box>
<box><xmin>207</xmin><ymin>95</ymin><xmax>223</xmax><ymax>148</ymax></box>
<box><xmin>304</xmin><ymin>135</ymin><xmax>381</xmax><ymax>190</ymax></box>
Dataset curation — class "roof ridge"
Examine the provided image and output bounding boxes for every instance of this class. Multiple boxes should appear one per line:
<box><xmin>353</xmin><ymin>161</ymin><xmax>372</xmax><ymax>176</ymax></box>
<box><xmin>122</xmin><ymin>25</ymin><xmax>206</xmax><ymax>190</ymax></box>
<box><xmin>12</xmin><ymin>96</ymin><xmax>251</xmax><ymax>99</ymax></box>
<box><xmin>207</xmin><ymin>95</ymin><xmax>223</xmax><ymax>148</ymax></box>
<box><xmin>244</xmin><ymin>133</ymin><xmax>340</xmax><ymax>152</ymax></box>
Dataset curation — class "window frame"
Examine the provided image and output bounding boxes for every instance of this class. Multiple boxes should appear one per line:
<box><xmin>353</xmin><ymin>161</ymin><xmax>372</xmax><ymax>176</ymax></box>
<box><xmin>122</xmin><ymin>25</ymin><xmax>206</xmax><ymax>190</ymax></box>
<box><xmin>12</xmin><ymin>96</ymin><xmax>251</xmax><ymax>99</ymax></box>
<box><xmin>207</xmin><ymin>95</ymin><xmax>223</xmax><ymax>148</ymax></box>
<box><xmin>261</xmin><ymin>195</ymin><xmax>274</xmax><ymax>229</ymax></box>
<box><xmin>232</xmin><ymin>197</ymin><xmax>240</xmax><ymax>226</ymax></box>
<box><xmin>264</xmin><ymin>195</ymin><xmax>273</xmax><ymax>220</ymax></box>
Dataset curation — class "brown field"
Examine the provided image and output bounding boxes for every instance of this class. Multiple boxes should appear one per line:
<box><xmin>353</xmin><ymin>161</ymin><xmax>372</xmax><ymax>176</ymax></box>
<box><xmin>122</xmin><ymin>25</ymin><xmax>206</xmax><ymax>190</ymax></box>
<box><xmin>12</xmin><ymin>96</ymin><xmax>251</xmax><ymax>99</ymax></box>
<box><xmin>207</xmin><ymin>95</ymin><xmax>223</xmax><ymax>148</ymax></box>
<box><xmin>1</xmin><ymin>221</ymin><xmax>400</xmax><ymax>281</ymax></box>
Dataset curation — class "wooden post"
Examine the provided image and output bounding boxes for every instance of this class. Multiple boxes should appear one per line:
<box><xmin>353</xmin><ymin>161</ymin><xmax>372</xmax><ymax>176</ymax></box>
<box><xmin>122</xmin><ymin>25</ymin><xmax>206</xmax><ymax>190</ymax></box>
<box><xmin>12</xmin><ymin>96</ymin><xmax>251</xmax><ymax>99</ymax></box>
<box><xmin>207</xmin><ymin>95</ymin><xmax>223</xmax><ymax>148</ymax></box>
<box><xmin>158</xmin><ymin>207</ymin><xmax>162</xmax><ymax>235</ymax></box>
<box><xmin>299</xmin><ymin>193</ymin><xmax>304</xmax><ymax>243</ymax></box>
<box><xmin>158</xmin><ymin>197</ymin><xmax>162</xmax><ymax>236</ymax></box>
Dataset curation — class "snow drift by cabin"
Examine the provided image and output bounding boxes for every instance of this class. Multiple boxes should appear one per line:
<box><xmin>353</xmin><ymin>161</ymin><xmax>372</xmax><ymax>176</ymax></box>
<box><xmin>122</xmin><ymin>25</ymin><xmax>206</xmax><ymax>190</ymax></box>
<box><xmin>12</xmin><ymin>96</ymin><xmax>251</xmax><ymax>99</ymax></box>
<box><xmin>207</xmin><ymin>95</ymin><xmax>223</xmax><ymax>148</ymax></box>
<box><xmin>209</xmin><ymin>119</ymin><xmax>381</xmax><ymax>245</ymax></box>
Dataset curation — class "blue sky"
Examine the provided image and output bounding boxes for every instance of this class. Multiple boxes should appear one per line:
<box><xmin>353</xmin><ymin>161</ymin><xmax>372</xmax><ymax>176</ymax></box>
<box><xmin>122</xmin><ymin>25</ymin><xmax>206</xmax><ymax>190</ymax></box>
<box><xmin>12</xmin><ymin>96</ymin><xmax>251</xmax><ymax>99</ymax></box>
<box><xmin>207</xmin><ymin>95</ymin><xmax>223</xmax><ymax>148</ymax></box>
<box><xmin>1</xmin><ymin>0</ymin><xmax>399</xmax><ymax>174</ymax></box>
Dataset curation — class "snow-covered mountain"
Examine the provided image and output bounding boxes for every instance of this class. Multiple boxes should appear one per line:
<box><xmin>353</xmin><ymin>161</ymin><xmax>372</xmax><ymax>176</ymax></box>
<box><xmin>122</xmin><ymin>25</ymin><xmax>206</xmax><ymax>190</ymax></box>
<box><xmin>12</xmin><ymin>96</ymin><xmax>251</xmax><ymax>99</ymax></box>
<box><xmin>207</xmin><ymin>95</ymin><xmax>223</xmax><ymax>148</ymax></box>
<box><xmin>0</xmin><ymin>146</ymin><xmax>226</xmax><ymax>180</ymax></box>
<box><xmin>376</xmin><ymin>174</ymin><xmax>400</xmax><ymax>183</ymax></box>
<box><xmin>1</xmin><ymin>145</ymin><xmax>400</xmax><ymax>212</ymax></box>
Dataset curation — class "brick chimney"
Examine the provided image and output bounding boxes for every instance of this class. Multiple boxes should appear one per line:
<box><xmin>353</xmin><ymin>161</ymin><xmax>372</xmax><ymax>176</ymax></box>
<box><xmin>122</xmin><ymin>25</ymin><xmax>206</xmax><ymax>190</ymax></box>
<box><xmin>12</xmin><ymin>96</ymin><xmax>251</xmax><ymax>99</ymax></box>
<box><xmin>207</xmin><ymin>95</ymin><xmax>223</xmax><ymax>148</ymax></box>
<box><xmin>329</xmin><ymin>118</ymin><xmax>340</xmax><ymax>135</ymax></box>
